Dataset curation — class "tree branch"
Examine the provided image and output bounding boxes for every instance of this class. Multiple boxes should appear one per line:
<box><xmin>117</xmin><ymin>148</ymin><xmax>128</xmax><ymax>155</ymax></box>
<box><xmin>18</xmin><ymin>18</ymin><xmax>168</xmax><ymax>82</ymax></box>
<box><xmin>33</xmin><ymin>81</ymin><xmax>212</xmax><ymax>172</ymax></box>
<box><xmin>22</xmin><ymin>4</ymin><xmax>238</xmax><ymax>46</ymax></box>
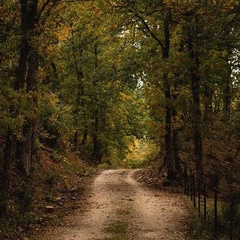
<box><xmin>134</xmin><ymin>13</ymin><xmax>165</xmax><ymax>50</ymax></box>
<box><xmin>38</xmin><ymin>0</ymin><xmax>52</xmax><ymax>17</ymax></box>
<box><xmin>106</xmin><ymin>1</ymin><xmax>165</xmax><ymax>49</ymax></box>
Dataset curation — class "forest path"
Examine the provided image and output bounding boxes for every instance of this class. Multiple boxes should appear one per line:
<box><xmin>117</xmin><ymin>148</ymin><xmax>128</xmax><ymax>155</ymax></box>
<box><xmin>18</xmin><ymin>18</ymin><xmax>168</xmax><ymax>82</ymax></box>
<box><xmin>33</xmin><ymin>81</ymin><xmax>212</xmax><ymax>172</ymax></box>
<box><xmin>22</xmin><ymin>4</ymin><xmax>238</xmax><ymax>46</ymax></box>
<box><xmin>41</xmin><ymin>169</ymin><xmax>190</xmax><ymax>240</ymax></box>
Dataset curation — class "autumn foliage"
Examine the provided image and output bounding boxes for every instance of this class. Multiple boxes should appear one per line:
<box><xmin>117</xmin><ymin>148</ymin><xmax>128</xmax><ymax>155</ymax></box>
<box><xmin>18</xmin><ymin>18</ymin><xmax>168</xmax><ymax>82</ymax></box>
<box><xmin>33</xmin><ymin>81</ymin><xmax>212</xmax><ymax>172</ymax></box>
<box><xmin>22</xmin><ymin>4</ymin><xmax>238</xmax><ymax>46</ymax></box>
<box><xmin>0</xmin><ymin>0</ymin><xmax>240</xmax><ymax>237</ymax></box>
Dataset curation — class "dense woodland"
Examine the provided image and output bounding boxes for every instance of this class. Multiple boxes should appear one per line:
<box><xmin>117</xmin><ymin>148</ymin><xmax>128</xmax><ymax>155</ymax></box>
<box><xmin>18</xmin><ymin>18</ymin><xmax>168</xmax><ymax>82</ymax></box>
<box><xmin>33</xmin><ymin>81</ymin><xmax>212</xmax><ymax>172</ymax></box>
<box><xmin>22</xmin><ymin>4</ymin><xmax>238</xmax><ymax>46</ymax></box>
<box><xmin>1</xmin><ymin>0</ymin><xmax>240</xmax><ymax>237</ymax></box>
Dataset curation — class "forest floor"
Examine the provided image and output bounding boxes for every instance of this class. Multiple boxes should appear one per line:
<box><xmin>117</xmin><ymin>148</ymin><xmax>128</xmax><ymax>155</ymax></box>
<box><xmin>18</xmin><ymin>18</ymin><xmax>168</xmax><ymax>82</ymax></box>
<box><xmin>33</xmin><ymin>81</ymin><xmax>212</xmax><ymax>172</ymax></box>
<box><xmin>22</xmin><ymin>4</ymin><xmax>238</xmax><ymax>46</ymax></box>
<box><xmin>33</xmin><ymin>169</ymin><xmax>192</xmax><ymax>240</ymax></box>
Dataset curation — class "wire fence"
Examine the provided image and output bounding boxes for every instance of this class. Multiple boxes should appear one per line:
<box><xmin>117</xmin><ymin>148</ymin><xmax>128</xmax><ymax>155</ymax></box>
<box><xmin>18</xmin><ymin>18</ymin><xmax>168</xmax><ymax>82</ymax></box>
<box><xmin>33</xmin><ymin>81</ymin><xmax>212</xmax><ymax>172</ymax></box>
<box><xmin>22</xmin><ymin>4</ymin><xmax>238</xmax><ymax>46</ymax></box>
<box><xmin>183</xmin><ymin>165</ymin><xmax>240</xmax><ymax>240</ymax></box>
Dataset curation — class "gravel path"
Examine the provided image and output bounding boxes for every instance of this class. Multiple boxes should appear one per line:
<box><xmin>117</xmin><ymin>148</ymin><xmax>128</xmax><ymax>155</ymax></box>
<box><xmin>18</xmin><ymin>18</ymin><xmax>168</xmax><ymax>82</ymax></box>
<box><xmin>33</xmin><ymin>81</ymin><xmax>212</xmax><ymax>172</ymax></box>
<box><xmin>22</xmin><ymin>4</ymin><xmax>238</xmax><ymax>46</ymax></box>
<box><xmin>41</xmin><ymin>169</ymin><xmax>190</xmax><ymax>240</ymax></box>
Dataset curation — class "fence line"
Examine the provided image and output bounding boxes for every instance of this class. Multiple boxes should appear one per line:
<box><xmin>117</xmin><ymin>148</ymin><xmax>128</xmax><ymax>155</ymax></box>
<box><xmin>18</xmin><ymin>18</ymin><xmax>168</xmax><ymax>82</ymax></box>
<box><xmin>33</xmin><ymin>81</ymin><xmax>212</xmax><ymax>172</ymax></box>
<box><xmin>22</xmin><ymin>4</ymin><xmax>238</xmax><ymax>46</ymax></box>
<box><xmin>183</xmin><ymin>166</ymin><xmax>239</xmax><ymax>240</ymax></box>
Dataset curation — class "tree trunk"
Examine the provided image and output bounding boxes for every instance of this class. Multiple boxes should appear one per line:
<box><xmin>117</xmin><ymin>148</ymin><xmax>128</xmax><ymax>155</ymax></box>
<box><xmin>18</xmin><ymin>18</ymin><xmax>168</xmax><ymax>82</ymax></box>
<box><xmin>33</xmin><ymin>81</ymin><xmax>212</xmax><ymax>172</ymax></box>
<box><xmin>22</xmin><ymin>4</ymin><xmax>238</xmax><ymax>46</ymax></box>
<box><xmin>1</xmin><ymin>0</ymin><xmax>31</xmax><ymax>214</ymax></box>
<box><xmin>92</xmin><ymin>111</ymin><xmax>101</xmax><ymax>164</ymax></box>
<box><xmin>16</xmin><ymin>50</ymin><xmax>39</xmax><ymax>176</ymax></box>
<box><xmin>73</xmin><ymin>69</ymin><xmax>85</xmax><ymax>150</ymax></box>
<box><xmin>162</xmin><ymin>8</ymin><xmax>175</xmax><ymax>180</ymax></box>
<box><xmin>1</xmin><ymin>129</ymin><xmax>16</xmax><ymax>215</ymax></box>
<box><xmin>172</xmin><ymin>85</ymin><xmax>181</xmax><ymax>171</ymax></box>
<box><xmin>223</xmin><ymin>63</ymin><xmax>231</xmax><ymax>121</ymax></box>
<box><xmin>172</xmin><ymin>129</ymin><xmax>181</xmax><ymax>171</ymax></box>
<box><xmin>1</xmin><ymin>0</ymin><xmax>55</xmax><ymax>216</ymax></box>
<box><xmin>162</xmin><ymin>75</ymin><xmax>174</xmax><ymax>179</ymax></box>
<box><xmin>71</xmin><ymin>36</ymin><xmax>89</xmax><ymax>151</ymax></box>
<box><xmin>135</xmin><ymin>4</ymin><xmax>175</xmax><ymax>179</ymax></box>
<box><xmin>203</xmin><ymin>80</ymin><xmax>213</xmax><ymax>122</ymax></box>
<box><xmin>73</xmin><ymin>131</ymin><xmax>79</xmax><ymax>150</ymax></box>
<box><xmin>80</xmin><ymin>128</ymin><xmax>88</xmax><ymax>149</ymax></box>
<box><xmin>187</xmin><ymin>39</ymin><xmax>203</xmax><ymax>179</ymax></box>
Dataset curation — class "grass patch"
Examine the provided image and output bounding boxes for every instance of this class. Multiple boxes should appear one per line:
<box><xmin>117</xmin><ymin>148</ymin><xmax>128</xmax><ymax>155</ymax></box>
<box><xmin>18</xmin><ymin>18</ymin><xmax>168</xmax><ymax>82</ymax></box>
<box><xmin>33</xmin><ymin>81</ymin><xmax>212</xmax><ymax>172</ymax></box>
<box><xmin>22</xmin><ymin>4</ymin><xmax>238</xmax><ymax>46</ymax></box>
<box><xmin>116</xmin><ymin>208</ymin><xmax>131</xmax><ymax>216</ymax></box>
<box><xmin>104</xmin><ymin>221</ymin><xmax>128</xmax><ymax>238</ymax></box>
<box><xmin>103</xmin><ymin>237</ymin><xmax>124</xmax><ymax>240</ymax></box>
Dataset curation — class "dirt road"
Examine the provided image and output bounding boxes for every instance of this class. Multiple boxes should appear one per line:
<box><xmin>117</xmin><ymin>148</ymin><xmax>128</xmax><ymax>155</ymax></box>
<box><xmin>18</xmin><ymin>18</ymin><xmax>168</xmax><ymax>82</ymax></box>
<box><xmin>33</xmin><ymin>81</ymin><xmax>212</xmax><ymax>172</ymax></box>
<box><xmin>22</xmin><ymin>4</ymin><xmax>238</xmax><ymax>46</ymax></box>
<box><xmin>41</xmin><ymin>169</ymin><xmax>190</xmax><ymax>240</ymax></box>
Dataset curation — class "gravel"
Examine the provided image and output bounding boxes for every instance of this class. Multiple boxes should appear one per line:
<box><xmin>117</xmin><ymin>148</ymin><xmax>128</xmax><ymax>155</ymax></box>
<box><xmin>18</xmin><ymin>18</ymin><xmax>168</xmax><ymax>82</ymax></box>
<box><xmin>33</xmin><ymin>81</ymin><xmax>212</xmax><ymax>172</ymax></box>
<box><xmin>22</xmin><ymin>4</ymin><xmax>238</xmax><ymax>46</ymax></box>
<box><xmin>40</xmin><ymin>169</ymin><xmax>190</xmax><ymax>240</ymax></box>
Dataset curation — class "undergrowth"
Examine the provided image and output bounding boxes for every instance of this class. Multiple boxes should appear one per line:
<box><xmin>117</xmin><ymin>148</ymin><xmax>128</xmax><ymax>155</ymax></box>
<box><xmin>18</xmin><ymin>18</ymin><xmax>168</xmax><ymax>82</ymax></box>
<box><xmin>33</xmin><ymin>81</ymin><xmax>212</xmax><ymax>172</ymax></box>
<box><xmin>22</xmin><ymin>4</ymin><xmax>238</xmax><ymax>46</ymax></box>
<box><xmin>187</xmin><ymin>193</ymin><xmax>240</xmax><ymax>240</ymax></box>
<box><xmin>0</xmin><ymin>145</ymin><xmax>94</xmax><ymax>240</ymax></box>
